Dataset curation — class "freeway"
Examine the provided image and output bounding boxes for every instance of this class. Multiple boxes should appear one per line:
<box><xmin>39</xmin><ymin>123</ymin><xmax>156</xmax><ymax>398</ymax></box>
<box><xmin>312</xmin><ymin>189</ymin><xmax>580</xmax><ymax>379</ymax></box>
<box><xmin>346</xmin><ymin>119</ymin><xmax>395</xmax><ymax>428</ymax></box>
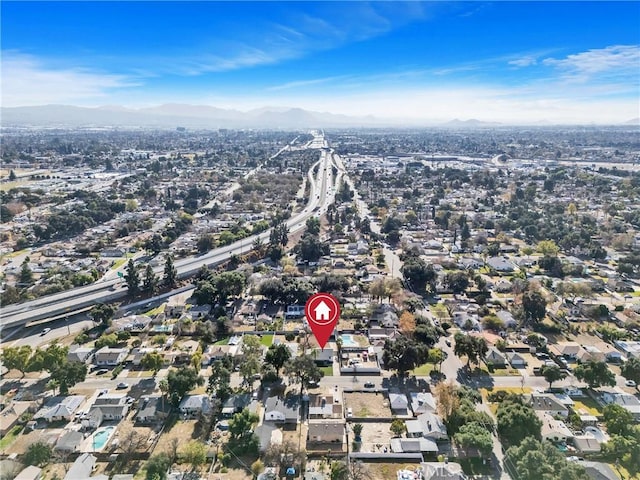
<box><xmin>0</xmin><ymin>134</ymin><xmax>343</xmax><ymax>330</ymax></box>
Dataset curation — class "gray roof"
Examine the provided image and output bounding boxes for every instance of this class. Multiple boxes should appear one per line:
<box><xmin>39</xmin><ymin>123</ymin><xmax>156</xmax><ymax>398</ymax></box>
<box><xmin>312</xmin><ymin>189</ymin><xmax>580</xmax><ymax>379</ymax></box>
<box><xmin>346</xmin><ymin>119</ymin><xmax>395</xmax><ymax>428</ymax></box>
<box><xmin>389</xmin><ymin>392</ymin><xmax>409</xmax><ymax>410</ymax></box>
<box><xmin>264</xmin><ymin>396</ymin><xmax>299</xmax><ymax>420</ymax></box>
<box><xmin>179</xmin><ymin>395</ymin><xmax>212</xmax><ymax>413</ymax></box>
<box><xmin>56</xmin><ymin>431</ymin><xmax>84</xmax><ymax>451</ymax></box>
<box><xmin>65</xmin><ymin>453</ymin><xmax>96</xmax><ymax>480</ymax></box>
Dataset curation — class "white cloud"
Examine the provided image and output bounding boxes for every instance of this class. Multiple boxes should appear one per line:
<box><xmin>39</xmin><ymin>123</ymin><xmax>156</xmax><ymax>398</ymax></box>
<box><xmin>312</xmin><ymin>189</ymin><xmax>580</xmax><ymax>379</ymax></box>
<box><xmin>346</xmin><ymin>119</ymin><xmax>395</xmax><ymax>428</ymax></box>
<box><xmin>509</xmin><ymin>56</ymin><xmax>538</xmax><ymax>67</ymax></box>
<box><xmin>543</xmin><ymin>45</ymin><xmax>640</xmax><ymax>82</ymax></box>
<box><xmin>267</xmin><ymin>75</ymin><xmax>352</xmax><ymax>91</ymax></box>
<box><xmin>1</xmin><ymin>52</ymin><xmax>137</xmax><ymax>106</ymax></box>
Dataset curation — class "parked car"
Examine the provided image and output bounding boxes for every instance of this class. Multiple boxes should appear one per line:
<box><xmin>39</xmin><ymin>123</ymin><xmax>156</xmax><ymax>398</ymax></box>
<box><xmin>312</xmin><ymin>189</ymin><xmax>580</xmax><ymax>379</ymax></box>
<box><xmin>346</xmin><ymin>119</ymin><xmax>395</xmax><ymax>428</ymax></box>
<box><xmin>364</xmin><ymin>382</ymin><xmax>375</xmax><ymax>388</ymax></box>
<box><xmin>346</xmin><ymin>407</ymin><xmax>353</xmax><ymax>418</ymax></box>
<box><xmin>116</xmin><ymin>382</ymin><xmax>129</xmax><ymax>390</ymax></box>
<box><xmin>95</xmin><ymin>369</ymin><xmax>109</xmax><ymax>375</ymax></box>
<box><xmin>40</xmin><ymin>328</ymin><xmax>51</xmax><ymax>336</ymax></box>
<box><xmin>625</xmin><ymin>380</ymin><xmax>637</xmax><ymax>387</ymax></box>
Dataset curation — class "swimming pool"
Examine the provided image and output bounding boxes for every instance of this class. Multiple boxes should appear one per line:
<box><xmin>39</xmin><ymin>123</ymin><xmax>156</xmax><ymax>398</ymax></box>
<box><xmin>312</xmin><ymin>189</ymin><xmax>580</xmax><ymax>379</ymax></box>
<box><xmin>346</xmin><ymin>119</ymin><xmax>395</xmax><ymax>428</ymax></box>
<box><xmin>339</xmin><ymin>334</ymin><xmax>358</xmax><ymax>347</ymax></box>
<box><xmin>92</xmin><ymin>426</ymin><xmax>115</xmax><ymax>450</ymax></box>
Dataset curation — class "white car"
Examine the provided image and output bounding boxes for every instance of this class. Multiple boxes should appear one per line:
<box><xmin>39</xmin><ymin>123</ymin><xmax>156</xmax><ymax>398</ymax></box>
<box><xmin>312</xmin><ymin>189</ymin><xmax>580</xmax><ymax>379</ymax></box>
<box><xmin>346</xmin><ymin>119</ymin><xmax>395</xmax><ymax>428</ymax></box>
<box><xmin>625</xmin><ymin>380</ymin><xmax>637</xmax><ymax>387</ymax></box>
<box><xmin>40</xmin><ymin>328</ymin><xmax>51</xmax><ymax>336</ymax></box>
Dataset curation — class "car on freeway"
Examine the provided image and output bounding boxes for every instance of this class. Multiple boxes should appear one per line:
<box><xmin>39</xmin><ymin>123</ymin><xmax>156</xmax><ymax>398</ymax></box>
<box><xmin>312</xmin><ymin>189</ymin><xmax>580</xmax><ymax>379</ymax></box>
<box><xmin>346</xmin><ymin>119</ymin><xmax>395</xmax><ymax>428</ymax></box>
<box><xmin>116</xmin><ymin>382</ymin><xmax>129</xmax><ymax>390</ymax></box>
<box><xmin>625</xmin><ymin>380</ymin><xmax>637</xmax><ymax>387</ymax></box>
<box><xmin>40</xmin><ymin>328</ymin><xmax>51</xmax><ymax>336</ymax></box>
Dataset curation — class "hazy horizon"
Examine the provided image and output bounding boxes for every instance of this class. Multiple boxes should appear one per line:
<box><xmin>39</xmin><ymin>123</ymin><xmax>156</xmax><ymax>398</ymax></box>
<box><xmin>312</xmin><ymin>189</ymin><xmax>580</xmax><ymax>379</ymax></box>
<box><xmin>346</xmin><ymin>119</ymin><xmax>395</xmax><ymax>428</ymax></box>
<box><xmin>2</xmin><ymin>1</ymin><xmax>639</xmax><ymax>124</ymax></box>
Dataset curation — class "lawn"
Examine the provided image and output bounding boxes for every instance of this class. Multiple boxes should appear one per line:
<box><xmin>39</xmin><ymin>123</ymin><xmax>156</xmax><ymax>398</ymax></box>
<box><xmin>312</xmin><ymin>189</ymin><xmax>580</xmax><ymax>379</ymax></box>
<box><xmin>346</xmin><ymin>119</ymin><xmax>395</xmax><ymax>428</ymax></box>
<box><xmin>112</xmin><ymin>258</ymin><xmax>127</xmax><ymax>269</ymax></box>
<box><xmin>0</xmin><ymin>425</ymin><xmax>22</xmax><ymax>449</ymax></box>
<box><xmin>214</xmin><ymin>337</ymin><xmax>230</xmax><ymax>345</ymax></box>
<box><xmin>144</xmin><ymin>304</ymin><xmax>166</xmax><ymax>316</ymax></box>
<box><xmin>260</xmin><ymin>334</ymin><xmax>274</xmax><ymax>347</ymax></box>
<box><xmin>573</xmin><ymin>398</ymin><xmax>603</xmax><ymax>416</ymax></box>
<box><xmin>412</xmin><ymin>363</ymin><xmax>436</xmax><ymax>376</ymax></box>
<box><xmin>319</xmin><ymin>365</ymin><xmax>334</xmax><ymax>376</ymax></box>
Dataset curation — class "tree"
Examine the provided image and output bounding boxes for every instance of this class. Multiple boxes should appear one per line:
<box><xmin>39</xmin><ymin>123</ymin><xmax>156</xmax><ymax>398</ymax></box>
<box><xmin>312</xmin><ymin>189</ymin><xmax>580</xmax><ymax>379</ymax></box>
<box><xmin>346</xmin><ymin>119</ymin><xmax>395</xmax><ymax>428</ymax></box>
<box><xmin>143</xmin><ymin>264</ymin><xmax>158</xmax><ymax>295</ymax></box>
<box><xmin>536</xmin><ymin>240</ymin><xmax>560</xmax><ymax>257</ymax></box>
<box><xmin>352</xmin><ymin>423</ymin><xmax>363</xmax><ymax>441</ymax></box>
<box><xmin>496</xmin><ymin>399</ymin><xmax>542</xmax><ymax>447</ymax></box>
<box><xmin>602</xmin><ymin>404</ymin><xmax>634</xmax><ymax>436</ymax></box>
<box><xmin>444</xmin><ymin>271</ymin><xmax>470</xmax><ymax>294</ymax></box>
<box><xmin>164</xmin><ymin>254</ymin><xmax>177</xmax><ymax>289</ymax></box>
<box><xmin>19</xmin><ymin>258</ymin><xmax>34</xmax><ymax>285</ymax></box>
<box><xmin>522</xmin><ymin>290</ymin><xmax>547</xmax><ymax>325</ymax></box>
<box><xmin>145</xmin><ymin>453</ymin><xmax>172</xmax><ymax>480</ymax></box>
<box><xmin>401</xmin><ymin>257</ymin><xmax>436</xmax><ymax>293</ymax></box>
<box><xmin>284</xmin><ymin>354</ymin><xmax>324</xmax><ymax>396</ymax></box>
<box><xmin>428</xmin><ymin>348</ymin><xmax>446</xmax><ymax>371</ymax></box>
<box><xmin>141</xmin><ymin>352</ymin><xmax>164</xmax><ymax>373</ymax></box>
<box><xmin>382</xmin><ymin>336</ymin><xmax>430</xmax><ymax>376</ymax></box>
<box><xmin>9</xmin><ymin>169</ymin><xmax>17</xmax><ymax>181</ymax></box>
<box><xmin>330</xmin><ymin>461</ymin><xmax>349</xmax><ymax>480</ymax></box>
<box><xmin>251</xmin><ymin>459</ymin><xmax>265</xmax><ymax>479</ymax></box>
<box><xmin>574</xmin><ymin>360</ymin><xmax>615</xmax><ymax>389</ymax></box>
<box><xmin>24</xmin><ymin>442</ymin><xmax>53</xmax><ymax>466</ymax></box>
<box><xmin>197</xmin><ymin>234</ymin><xmax>216</xmax><ymax>253</ymax></box>
<box><xmin>398</xmin><ymin>311</ymin><xmax>416</xmax><ymax>335</ymax></box>
<box><xmin>239</xmin><ymin>335</ymin><xmax>263</xmax><ymax>388</ymax></box>
<box><xmin>208</xmin><ymin>359</ymin><xmax>232</xmax><ymax>404</ymax></box>
<box><xmin>50</xmin><ymin>361</ymin><xmax>87</xmax><ymax>395</ymax></box>
<box><xmin>540</xmin><ymin>364</ymin><xmax>567</xmax><ymax>389</ymax></box>
<box><xmin>145</xmin><ymin>234</ymin><xmax>164</xmax><ymax>255</ymax></box>
<box><xmin>181</xmin><ymin>441</ymin><xmax>206</xmax><ymax>472</ymax></box>
<box><xmin>265</xmin><ymin>343</ymin><xmax>292</xmax><ymax>373</ymax></box>
<box><xmin>125</xmin><ymin>259</ymin><xmax>140</xmax><ymax>297</ymax></box>
<box><xmin>433</xmin><ymin>381</ymin><xmax>461</xmax><ymax>421</ymax></box>
<box><xmin>621</xmin><ymin>357</ymin><xmax>640</xmax><ymax>386</ymax></box>
<box><xmin>455</xmin><ymin>421</ymin><xmax>493</xmax><ymax>456</ymax></box>
<box><xmin>0</xmin><ymin>345</ymin><xmax>32</xmax><ymax>377</ymax></box>
<box><xmin>227</xmin><ymin>408</ymin><xmax>260</xmax><ymax>455</ymax></box>
<box><xmin>89</xmin><ymin>303</ymin><xmax>116</xmax><ymax>325</ymax></box>
<box><xmin>390</xmin><ymin>419</ymin><xmax>406</xmax><ymax>437</ymax></box>
<box><xmin>506</xmin><ymin>437</ymin><xmax>589</xmax><ymax>480</ymax></box>
<box><xmin>482</xmin><ymin>315</ymin><xmax>504</xmax><ymax>332</ymax></box>
<box><xmin>453</xmin><ymin>333</ymin><xmax>487</xmax><ymax>366</ymax></box>
<box><xmin>167</xmin><ymin>366</ymin><xmax>203</xmax><ymax>406</ymax></box>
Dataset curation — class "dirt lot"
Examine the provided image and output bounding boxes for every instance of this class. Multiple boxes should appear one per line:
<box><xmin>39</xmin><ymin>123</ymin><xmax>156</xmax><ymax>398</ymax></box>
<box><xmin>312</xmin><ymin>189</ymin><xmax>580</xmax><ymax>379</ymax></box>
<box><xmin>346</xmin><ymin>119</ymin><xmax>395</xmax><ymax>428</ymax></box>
<box><xmin>153</xmin><ymin>418</ymin><xmax>199</xmax><ymax>456</ymax></box>
<box><xmin>356</xmin><ymin>422</ymin><xmax>393</xmax><ymax>453</ymax></box>
<box><xmin>344</xmin><ymin>392</ymin><xmax>391</xmax><ymax>418</ymax></box>
<box><xmin>368</xmin><ymin>462</ymin><xmax>421</xmax><ymax>480</ymax></box>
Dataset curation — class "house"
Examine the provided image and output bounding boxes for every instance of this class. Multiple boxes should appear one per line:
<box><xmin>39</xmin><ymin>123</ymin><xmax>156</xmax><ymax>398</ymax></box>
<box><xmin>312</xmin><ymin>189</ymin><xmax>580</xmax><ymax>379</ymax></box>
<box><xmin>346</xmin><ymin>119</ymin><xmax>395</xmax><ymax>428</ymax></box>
<box><xmin>14</xmin><ymin>466</ymin><xmax>42</xmax><ymax>480</ymax></box>
<box><xmin>578</xmin><ymin>346</ymin><xmax>605</xmax><ymax>363</ymax></box>
<box><xmin>389</xmin><ymin>393</ymin><xmax>409</xmax><ymax>415</ymax></box>
<box><xmin>551</xmin><ymin>342</ymin><xmax>582</xmax><ymax>360</ymax></box>
<box><xmin>537</xmin><ymin>411</ymin><xmax>573</xmax><ymax>443</ymax></box>
<box><xmin>67</xmin><ymin>344</ymin><xmax>93</xmax><ymax>364</ymax></box>
<box><xmin>390</xmin><ymin>437</ymin><xmax>438</xmax><ymax>454</ymax></box>
<box><xmin>486</xmin><ymin>257</ymin><xmax>515</xmax><ymax>273</ymax></box>
<box><xmin>581</xmin><ymin>461</ymin><xmax>619</xmax><ymax>480</ymax></box>
<box><xmin>179</xmin><ymin>395</ymin><xmax>212</xmax><ymax>418</ymax></box>
<box><xmin>221</xmin><ymin>393</ymin><xmax>252</xmax><ymax>417</ymax></box>
<box><xmin>101</xmin><ymin>248</ymin><xmax>125</xmax><ymax>258</ymax></box>
<box><xmin>64</xmin><ymin>453</ymin><xmax>96</xmax><ymax>480</ymax></box>
<box><xmin>308</xmin><ymin>394</ymin><xmax>341</xmax><ymax>419</ymax></box>
<box><xmin>55</xmin><ymin>431</ymin><xmax>84</xmax><ymax>452</ymax></box>
<box><xmin>35</xmin><ymin>395</ymin><xmax>84</xmax><ymax>422</ymax></box>
<box><xmin>485</xmin><ymin>348</ymin><xmax>507</xmax><ymax>367</ymax></box>
<box><xmin>82</xmin><ymin>409</ymin><xmax>104</xmax><ymax>429</ymax></box>
<box><xmin>420</xmin><ymin>462</ymin><xmax>465</xmax><ymax>480</ymax></box>
<box><xmin>285</xmin><ymin>305</ymin><xmax>305</xmax><ymax>319</ymax></box>
<box><xmin>601</xmin><ymin>392</ymin><xmax>640</xmax><ymax>420</ymax></box>
<box><xmin>136</xmin><ymin>396</ymin><xmax>171</xmax><ymax>424</ymax></box>
<box><xmin>94</xmin><ymin>346</ymin><xmax>129</xmax><ymax>366</ymax></box>
<box><xmin>90</xmin><ymin>394</ymin><xmax>129</xmax><ymax>421</ymax></box>
<box><xmin>572</xmin><ymin>436</ymin><xmax>601</xmax><ymax>454</ymax></box>
<box><xmin>264</xmin><ymin>396</ymin><xmax>299</xmax><ymax>424</ymax></box>
<box><xmin>312</xmin><ymin>349</ymin><xmax>334</xmax><ymax>367</ymax></box>
<box><xmin>0</xmin><ymin>401</ymin><xmax>38</xmax><ymax>436</ymax></box>
<box><xmin>306</xmin><ymin>421</ymin><xmax>345</xmax><ymax>446</ymax></box>
<box><xmin>496</xmin><ymin>310</ymin><xmax>517</xmax><ymax>328</ymax></box>
<box><xmin>495</xmin><ymin>279</ymin><xmax>514</xmax><ymax>293</ymax></box>
<box><xmin>528</xmin><ymin>393</ymin><xmax>569</xmax><ymax>417</ymax></box>
<box><xmin>405</xmin><ymin>412</ymin><xmax>448</xmax><ymax>440</ymax></box>
<box><xmin>409</xmin><ymin>392</ymin><xmax>437</xmax><ymax>416</ymax></box>
<box><xmin>506</xmin><ymin>352</ymin><xmax>527</xmax><ymax>368</ymax></box>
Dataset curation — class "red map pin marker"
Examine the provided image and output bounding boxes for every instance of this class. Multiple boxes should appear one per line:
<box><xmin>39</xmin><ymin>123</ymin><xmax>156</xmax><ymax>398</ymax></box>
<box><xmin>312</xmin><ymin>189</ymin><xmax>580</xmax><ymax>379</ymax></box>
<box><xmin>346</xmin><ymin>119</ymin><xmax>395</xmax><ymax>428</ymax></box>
<box><xmin>305</xmin><ymin>292</ymin><xmax>340</xmax><ymax>349</ymax></box>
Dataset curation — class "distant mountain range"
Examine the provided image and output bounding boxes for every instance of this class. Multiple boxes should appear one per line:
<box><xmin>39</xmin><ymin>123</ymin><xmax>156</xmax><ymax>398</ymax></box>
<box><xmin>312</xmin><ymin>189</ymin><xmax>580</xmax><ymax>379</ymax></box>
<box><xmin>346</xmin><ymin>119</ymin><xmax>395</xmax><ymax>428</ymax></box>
<box><xmin>0</xmin><ymin>104</ymin><xmax>383</xmax><ymax>129</ymax></box>
<box><xmin>1</xmin><ymin>104</ymin><xmax>637</xmax><ymax>128</ymax></box>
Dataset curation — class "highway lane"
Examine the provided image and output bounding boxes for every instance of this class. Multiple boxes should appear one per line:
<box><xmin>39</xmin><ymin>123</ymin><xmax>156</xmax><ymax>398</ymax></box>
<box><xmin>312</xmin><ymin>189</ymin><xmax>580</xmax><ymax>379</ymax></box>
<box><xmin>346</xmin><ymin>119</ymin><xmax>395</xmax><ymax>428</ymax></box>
<box><xmin>1</xmin><ymin>135</ymin><xmax>338</xmax><ymax>329</ymax></box>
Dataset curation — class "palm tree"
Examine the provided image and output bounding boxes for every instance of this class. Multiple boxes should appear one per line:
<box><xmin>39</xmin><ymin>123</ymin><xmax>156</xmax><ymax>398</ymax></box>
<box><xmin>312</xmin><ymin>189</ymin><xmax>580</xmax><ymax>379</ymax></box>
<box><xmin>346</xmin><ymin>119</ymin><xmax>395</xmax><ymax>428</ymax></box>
<box><xmin>159</xmin><ymin>379</ymin><xmax>169</xmax><ymax>411</ymax></box>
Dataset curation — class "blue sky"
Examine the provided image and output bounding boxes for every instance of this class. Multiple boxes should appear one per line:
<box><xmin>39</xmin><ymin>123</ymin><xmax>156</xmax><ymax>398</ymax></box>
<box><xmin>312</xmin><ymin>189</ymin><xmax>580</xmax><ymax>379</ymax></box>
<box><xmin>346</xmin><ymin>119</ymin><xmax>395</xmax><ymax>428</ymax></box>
<box><xmin>2</xmin><ymin>1</ymin><xmax>639</xmax><ymax>123</ymax></box>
